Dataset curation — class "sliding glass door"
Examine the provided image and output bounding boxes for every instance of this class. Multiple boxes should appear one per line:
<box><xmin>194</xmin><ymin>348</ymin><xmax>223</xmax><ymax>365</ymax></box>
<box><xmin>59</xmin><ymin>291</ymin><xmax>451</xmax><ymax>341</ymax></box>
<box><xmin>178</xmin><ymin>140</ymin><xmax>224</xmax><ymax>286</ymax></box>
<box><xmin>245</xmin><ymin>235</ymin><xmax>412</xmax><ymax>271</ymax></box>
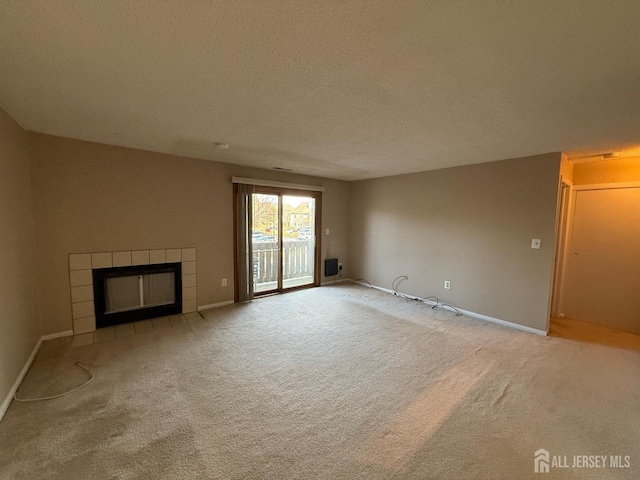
<box><xmin>250</xmin><ymin>190</ymin><xmax>319</xmax><ymax>294</ymax></box>
<box><xmin>282</xmin><ymin>195</ymin><xmax>316</xmax><ymax>289</ymax></box>
<box><xmin>252</xmin><ymin>193</ymin><xmax>279</xmax><ymax>293</ymax></box>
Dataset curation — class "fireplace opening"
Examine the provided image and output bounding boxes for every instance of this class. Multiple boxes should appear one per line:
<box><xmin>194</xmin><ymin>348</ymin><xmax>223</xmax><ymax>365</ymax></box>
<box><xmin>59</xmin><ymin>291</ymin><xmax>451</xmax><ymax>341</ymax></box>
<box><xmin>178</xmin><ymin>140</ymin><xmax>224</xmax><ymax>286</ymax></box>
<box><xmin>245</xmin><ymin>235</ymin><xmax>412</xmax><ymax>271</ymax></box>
<box><xmin>93</xmin><ymin>263</ymin><xmax>182</xmax><ymax>328</ymax></box>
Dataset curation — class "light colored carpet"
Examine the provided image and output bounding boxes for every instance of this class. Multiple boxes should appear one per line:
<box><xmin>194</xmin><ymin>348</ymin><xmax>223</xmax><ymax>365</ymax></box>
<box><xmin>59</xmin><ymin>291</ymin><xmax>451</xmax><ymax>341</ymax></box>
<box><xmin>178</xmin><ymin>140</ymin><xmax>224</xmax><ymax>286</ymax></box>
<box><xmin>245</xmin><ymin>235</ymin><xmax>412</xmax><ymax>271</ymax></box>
<box><xmin>1</xmin><ymin>283</ymin><xmax>639</xmax><ymax>479</ymax></box>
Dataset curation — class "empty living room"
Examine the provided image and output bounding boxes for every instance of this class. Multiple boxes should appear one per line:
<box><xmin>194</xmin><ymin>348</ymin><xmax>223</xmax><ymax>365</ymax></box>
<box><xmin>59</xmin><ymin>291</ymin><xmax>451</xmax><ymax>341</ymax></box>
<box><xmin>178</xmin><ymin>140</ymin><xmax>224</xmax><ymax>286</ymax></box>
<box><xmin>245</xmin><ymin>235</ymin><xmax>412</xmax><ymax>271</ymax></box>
<box><xmin>2</xmin><ymin>2</ymin><xmax>640</xmax><ymax>479</ymax></box>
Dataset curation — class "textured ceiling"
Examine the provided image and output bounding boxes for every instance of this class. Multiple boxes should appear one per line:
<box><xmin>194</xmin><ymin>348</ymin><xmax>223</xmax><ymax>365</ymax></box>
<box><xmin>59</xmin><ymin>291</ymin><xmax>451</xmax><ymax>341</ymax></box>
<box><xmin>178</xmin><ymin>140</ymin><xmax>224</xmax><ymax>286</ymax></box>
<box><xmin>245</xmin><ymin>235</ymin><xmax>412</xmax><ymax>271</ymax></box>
<box><xmin>2</xmin><ymin>1</ymin><xmax>640</xmax><ymax>180</ymax></box>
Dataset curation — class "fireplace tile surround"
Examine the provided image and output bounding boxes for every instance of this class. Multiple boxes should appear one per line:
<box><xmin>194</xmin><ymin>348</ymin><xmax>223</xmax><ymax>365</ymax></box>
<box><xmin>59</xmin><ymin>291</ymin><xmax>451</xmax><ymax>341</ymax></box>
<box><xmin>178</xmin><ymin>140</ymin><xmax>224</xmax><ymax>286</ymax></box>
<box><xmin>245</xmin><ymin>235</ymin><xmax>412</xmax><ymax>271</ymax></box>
<box><xmin>68</xmin><ymin>248</ymin><xmax>197</xmax><ymax>334</ymax></box>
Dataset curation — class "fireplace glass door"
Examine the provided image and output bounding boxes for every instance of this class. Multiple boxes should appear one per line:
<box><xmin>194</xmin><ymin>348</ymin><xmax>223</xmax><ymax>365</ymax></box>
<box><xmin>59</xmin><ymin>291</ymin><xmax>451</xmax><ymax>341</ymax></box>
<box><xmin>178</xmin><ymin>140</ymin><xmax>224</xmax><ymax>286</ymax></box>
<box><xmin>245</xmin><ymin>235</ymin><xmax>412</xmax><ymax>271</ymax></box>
<box><xmin>105</xmin><ymin>275</ymin><xmax>141</xmax><ymax>313</ymax></box>
<box><xmin>105</xmin><ymin>272</ymin><xmax>175</xmax><ymax>313</ymax></box>
<box><xmin>94</xmin><ymin>263</ymin><xmax>182</xmax><ymax>328</ymax></box>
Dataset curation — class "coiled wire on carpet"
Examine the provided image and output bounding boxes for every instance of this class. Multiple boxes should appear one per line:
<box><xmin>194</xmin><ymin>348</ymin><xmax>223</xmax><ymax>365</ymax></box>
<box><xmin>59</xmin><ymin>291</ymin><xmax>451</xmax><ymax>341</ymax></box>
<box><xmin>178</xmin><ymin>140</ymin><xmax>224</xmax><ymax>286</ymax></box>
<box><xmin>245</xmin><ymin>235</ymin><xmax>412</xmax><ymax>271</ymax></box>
<box><xmin>392</xmin><ymin>275</ymin><xmax>412</xmax><ymax>302</ymax></box>
<box><xmin>392</xmin><ymin>275</ymin><xmax>462</xmax><ymax>316</ymax></box>
<box><xmin>13</xmin><ymin>362</ymin><xmax>95</xmax><ymax>402</ymax></box>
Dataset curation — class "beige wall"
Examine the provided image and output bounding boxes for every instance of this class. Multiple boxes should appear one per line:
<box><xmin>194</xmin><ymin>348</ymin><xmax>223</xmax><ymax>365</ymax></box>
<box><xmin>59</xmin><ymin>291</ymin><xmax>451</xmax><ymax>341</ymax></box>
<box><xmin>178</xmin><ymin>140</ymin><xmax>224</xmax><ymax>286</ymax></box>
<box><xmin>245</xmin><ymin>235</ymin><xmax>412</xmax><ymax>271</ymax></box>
<box><xmin>348</xmin><ymin>153</ymin><xmax>562</xmax><ymax>331</ymax></box>
<box><xmin>573</xmin><ymin>157</ymin><xmax>640</xmax><ymax>185</ymax></box>
<box><xmin>0</xmin><ymin>109</ymin><xmax>41</xmax><ymax>407</ymax></box>
<box><xmin>560</xmin><ymin>153</ymin><xmax>574</xmax><ymax>183</ymax></box>
<box><xmin>28</xmin><ymin>134</ymin><xmax>349</xmax><ymax>335</ymax></box>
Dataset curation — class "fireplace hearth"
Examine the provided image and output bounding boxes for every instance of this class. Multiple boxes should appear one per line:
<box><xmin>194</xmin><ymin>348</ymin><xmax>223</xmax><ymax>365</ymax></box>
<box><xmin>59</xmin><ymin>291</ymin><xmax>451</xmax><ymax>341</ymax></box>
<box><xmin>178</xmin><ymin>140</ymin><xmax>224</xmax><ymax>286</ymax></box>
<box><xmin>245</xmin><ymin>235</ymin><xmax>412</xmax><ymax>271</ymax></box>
<box><xmin>68</xmin><ymin>248</ymin><xmax>197</xmax><ymax>334</ymax></box>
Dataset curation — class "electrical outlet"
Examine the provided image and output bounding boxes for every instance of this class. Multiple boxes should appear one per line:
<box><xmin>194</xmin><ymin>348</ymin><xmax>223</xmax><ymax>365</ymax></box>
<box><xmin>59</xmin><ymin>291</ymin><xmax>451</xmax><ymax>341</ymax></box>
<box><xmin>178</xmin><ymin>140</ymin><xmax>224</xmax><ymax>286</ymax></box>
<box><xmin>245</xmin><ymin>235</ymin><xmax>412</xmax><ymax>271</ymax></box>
<box><xmin>221</xmin><ymin>278</ymin><xmax>227</xmax><ymax>287</ymax></box>
<box><xmin>444</xmin><ymin>280</ymin><xmax>451</xmax><ymax>289</ymax></box>
<box><xmin>338</xmin><ymin>263</ymin><xmax>343</xmax><ymax>271</ymax></box>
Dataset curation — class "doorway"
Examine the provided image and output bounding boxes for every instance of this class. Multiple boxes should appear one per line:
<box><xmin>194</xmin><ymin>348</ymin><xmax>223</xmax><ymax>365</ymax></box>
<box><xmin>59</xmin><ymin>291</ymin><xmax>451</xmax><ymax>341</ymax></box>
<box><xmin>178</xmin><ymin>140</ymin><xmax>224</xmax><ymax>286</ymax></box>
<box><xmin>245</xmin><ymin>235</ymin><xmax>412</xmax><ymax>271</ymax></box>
<box><xmin>247</xmin><ymin>187</ymin><xmax>322</xmax><ymax>296</ymax></box>
<box><xmin>251</xmin><ymin>189</ymin><xmax>317</xmax><ymax>295</ymax></box>
<box><xmin>562</xmin><ymin>185</ymin><xmax>640</xmax><ymax>334</ymax></box>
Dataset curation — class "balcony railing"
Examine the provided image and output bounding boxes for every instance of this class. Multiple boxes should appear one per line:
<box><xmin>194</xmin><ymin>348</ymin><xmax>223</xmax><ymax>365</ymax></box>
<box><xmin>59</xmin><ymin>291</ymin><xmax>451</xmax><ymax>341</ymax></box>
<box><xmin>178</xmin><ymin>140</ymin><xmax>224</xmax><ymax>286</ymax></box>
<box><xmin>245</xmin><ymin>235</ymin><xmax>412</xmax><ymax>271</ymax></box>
<box><xmin>253</xmin><ymin>239</ymin><xmax>314</xmax><ymax>290</ymax></box>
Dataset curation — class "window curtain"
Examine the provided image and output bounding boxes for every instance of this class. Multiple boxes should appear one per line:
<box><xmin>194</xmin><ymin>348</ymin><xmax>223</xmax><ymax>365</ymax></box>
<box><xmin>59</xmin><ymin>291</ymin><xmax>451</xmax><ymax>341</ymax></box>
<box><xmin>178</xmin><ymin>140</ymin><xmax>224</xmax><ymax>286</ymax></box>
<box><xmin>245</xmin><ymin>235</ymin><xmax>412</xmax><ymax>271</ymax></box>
<box><xmin>235</xmin><ymin>183</ymin><xmax>255</xmax><ymax>302</ymax></box>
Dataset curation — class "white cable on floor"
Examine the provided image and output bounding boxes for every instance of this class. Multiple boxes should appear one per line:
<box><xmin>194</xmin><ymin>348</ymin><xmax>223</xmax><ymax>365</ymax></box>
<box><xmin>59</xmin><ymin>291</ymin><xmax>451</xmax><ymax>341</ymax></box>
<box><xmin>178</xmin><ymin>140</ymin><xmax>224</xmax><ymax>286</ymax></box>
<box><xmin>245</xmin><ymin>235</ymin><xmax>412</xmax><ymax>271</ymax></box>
<box><xmin>13</xmin><ymin>362</ymin><xmax>95</xmax><ymax>402</ymax></box>
<box><xmin>391</xmin><ymin>275</ymin><xmax>463</xmax><ymax>316</ymax></box>
<box><xmin>392</xmin><ymin>275</ymin><xmax>412</xmax><ymax>302</ymax></box>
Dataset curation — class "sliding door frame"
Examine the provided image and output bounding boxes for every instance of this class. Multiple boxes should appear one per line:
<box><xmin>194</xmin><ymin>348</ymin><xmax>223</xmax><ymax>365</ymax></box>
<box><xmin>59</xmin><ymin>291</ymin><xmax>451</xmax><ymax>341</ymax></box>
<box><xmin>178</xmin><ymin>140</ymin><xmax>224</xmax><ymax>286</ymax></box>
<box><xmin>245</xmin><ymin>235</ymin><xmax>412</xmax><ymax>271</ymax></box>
<box><xmin>234</xmin><ymin>185</ymin><xmax>322</xmax><ymax>300</ymax></box>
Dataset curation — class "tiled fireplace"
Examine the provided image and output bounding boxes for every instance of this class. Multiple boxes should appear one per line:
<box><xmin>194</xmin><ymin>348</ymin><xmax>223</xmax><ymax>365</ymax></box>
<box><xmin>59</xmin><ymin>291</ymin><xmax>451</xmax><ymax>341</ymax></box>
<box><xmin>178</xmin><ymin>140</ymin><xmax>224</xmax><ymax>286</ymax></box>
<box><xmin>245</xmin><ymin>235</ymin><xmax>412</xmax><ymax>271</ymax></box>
<box><xmin>68</xmin><ymin>248</ymin><xmax>197</xmax><ymax>334</ymax></box>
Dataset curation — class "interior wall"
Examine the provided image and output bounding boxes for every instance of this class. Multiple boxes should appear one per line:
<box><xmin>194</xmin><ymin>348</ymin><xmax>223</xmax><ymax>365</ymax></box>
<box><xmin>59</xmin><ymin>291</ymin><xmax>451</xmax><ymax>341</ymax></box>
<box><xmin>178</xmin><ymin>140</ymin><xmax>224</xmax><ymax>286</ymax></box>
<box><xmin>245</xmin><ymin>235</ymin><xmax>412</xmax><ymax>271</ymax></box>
<box><xmin>348</xmin><ymin>153</ymin><xmax>562</xmax><ymax>332</ymax></box>
<box><xmin>29</xmin><ymin>133</ymin><xmax>349</xmax><ymax>335</ymax></box>
<box><xmin>573</xmin><ymin>157</ymin><xmax>640</xmax><ymax>185</ymax></box>
<box><xmin>0</xmin><ymin>108</ymin><xmax>41</xmax><ymax>407</ymax></box>
<box><xmin>560</xmin><ymin>153</ymin><xmax>574</xmax><ymax>183</ymax></box>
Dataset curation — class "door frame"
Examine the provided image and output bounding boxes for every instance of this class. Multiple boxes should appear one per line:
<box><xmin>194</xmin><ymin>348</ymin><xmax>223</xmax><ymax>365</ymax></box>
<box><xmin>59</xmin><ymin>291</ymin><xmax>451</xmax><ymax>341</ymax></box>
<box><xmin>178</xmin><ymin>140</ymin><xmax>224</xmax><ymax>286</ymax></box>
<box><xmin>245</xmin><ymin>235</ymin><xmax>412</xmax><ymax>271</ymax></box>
<box><xmin>572</xmin><ymin>181</ymin><xmax>640</xmax><ymax>192</ymax></box>
<box><xmin>235</xmin><ymin>185</ymin><xmax>322</xmax><ymax>299</ymax></box>
<box><xmin>551</xmin><ymin>180</ymin><xmax>640</xmax><ymax>320</ymax></box>
<box><xmin>550</xmin><ymin>177</ymin><xmax>573</xmax><ymax>318</ymax></box>
<box><xmin>558</xmin><ymin>181</ymin><xmax>640</xmax><ymax>332</ymax></box>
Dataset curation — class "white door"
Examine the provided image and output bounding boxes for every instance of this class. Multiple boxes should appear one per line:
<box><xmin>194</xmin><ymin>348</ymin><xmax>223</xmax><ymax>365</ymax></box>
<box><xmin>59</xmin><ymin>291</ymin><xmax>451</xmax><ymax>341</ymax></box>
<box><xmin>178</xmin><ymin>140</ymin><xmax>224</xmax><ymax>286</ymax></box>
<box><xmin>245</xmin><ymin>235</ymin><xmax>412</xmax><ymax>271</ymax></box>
<box><xmin>564</xmin><ymin>187</ymin><xmax>640</xmax><ymax>334</ymax></box>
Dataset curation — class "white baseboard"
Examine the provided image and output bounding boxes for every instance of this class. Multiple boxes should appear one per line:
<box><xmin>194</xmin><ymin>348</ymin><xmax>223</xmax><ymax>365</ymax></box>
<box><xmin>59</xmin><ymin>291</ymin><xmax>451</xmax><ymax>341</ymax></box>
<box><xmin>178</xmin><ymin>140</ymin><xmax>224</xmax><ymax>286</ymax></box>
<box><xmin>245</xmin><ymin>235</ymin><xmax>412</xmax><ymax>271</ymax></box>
<box><xmin>454</xmin><ymin>307</ymin><xmax>547</xmax><ymax>336</ymax></box>
<box><xmin>0</xmin><ymin>336</ymin><xmax>42</xmax><ymax>423</ymax></box>
<box><xmin>41</xmin><ymin>330</ymin><xmax>73</xmax><ymax>341</ymax></box>
<box><xmin>197</xmin><ymin>300</ymin><xmax>234</xmax><ymax>312</ymax></box>
<box><xmin>350</xmin><ymin>280</ymin><xmax>547</xmax><ymax>336</ymax></box>
<box><xmin>321</xmin><ymin>277</ymin><xmax>351</xmax><ymax>286</ymax></box>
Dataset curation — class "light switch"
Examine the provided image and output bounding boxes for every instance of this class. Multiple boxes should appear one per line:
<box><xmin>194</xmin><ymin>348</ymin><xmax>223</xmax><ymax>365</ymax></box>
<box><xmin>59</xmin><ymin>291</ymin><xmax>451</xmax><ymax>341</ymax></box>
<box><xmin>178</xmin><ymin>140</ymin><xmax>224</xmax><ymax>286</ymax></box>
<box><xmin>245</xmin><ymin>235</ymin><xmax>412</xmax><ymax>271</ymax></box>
<box><xmin>531</xmin><ymin>239</ymin><xmax>541</xmax><ymax>249</ymax></box>
<box><xmin>325</xmin><ymin>228</ymin><xmax>330</xmax><ymax>235</ymax></box>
